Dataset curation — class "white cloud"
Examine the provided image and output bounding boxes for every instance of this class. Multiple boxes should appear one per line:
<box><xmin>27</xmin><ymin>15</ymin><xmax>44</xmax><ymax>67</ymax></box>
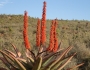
<box><xmin>0</xmin><ymin>0</ymin><xmax>13</xmax><ymax>8</ymax></box>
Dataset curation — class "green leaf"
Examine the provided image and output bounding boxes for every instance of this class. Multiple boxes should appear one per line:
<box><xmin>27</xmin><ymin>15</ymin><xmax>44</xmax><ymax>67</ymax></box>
<box><xmin>0</xmin><ymin>50</ymin><xmax>18</xmax><ymax>69</ymax></box>
<box><xmin>67</xmin><ymin>63</ymin><xmax>84</xmax><ymax>70</ymax></box>
<box><xmin>26</xmin><ymin>51</ymin><xmax>34</xmax><ymax>63</ymax></box>
<box><xmin>32</xmin><ymin>57</ymin><xmax>42</xmax><ymax>70</ymax></box>
<box><xmin>0</xmin><ymin>50</ymin><xmax>14</xmax><ymax>61</ymax></box>
<box><xmin>11</xmin><ymin>43</ymin><xmax>21</xmax><ymax>57</ymax></box>
<box><xmin>46</xmin><ymin>46</ymin><xmax>72</xmax><ymax>70</ymax></box>
<box><xmin>4</xmin><ymin>49</ymin><xmax>16</xmax><ymax>57</ymax></box>
<box><xmin>42</xmin><ymin>54</ymin><xmax>55</xmax><ymax>67</ymax></box>
<box><xmin>21</xmin><ymin>61</ymin><xmax>32</xmax><ymax>70</ymax></box>
<box><xmin>58</xmin><ymin>53</ymin><xmax>76</xmax><ymax>70</ymax></box>
<box><xmin>12</xmin><ymin>56</ymin><xmax>26</xmax><ymax>70</ymax></box>
<box><xmin>0</xmin><ymin>56</ymin><xmax>12</xmax><ymax>69</ymax></box>
<box><xmin>52</xmin><ymin>53</ymin><xmax>76</xmax><ymax>70</ymax></box>
<box><xmin>0</xmin><ymin>50</ymin><xmax>26</xmax><ymax>70</ymax></box>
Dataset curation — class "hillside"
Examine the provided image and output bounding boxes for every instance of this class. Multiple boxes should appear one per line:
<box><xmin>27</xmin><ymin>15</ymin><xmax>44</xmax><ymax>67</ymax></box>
<box><xmin>0</xmin><ymin>14</ymin><xmax>90</xmax><ymax>70</ymax></box>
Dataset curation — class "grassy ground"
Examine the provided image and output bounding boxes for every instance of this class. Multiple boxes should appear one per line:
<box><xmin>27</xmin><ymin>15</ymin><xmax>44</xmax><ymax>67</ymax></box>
<box><xmin>0</xmin><ymin>14</ymin><xmax>90</xmax><ymax>70</ymax></box>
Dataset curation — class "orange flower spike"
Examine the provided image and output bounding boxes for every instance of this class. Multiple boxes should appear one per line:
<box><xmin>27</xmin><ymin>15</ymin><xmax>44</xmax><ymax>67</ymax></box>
<box><xmin>23</xmin><ymin>11</ymin><xmax>31</xmax><ymax>50</ymax></box>
<box><xmin>53</xmin><ymin>37</ymin><xmax>58</xmax><ymax>53</ymax></box>
<box><xmin>41</xmin><ymin>1</ymin><xmax>46</xmax><ymax>45</ymax></box>
<box><xmin>47</xmin><ymin>20</ymin><xmax>55</xmax><ymax>51</ymax></box>
<box><xmin>24</xmin><ymin>11</ymin><xmax>28</xmax><ymax>29</ymax></box>
<box><xmin>53</xmin><ymin>19</ymin><xmax>58</xmax><ymax>33</ymax></box>
<box><xmin>36</xmin><ymin>19</ymin><xmax>41</xmax><ymax>47</ymax></box>
<box><xmin>52</xmin><ymin>19</ymin><xmax>58</xmax><ymax>53</ymax></box>
<box><xmin>54</xmin><ymin>19</ymin><xmax>58</xmax><ymax>29</ymax></box>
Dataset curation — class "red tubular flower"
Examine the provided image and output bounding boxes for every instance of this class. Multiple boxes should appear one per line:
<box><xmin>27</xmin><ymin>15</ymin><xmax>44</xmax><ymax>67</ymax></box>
<box><xmin>47</xmin><ymin>20</ymin><xmax>55</xmax><ymax>51</ymax></box>
<box><xmin>41</xmin><ymin>1</ymin><xmax>46</xmax><ymax>45</ymax></box>
<box><xmin>52</xmin><ymin>36</ymin><xmax>58</xmax><ymax>53</ymax></box>
<box><xmin>23</xmin><ymin>11</ymin><xmax>31</xmax><ymax>50</ymax></box>
<box><xmin>52</xmin><ymin>19</ymin><xmax>58</xmax><ymax>52</ymax></box>
<box><xmin>47</xmin><ymin>19</ymin><xmax>58</xmax><ymax>52</ymax></box>
<box><xmin>36</xmin><ymin>19</ymin><xmax>41</xmax><ymax>47</ymax></box>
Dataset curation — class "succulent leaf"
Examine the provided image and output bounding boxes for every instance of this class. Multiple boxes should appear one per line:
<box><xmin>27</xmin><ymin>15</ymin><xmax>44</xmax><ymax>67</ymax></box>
<box><xmin>53</xmin><ymin>53</ymin><xmax>76</xmax><ymax>70</ymax></box>
<box><xmin>67</xmin><ymin>63</ymin><xmax>84</xmax><ymax>70</ymax></box>
<box><xmin>12</xmin><ymin>56</ymin><xmax>26</xmax><ymax>70</ymax></box>
<box><xmin>46</xmin><ymin>46</ymin><xmax>72</xmax><ymax>69</ymax></box>
<box><xmin>42</xmin><ymin>54</ymin><xmax>55</xmax><ymax>67</ymax></box>
<box><xmin>32</xmin><ymin>57</ymin><xmax>42</xmax><ymax>70</ymax></box>
<box><xmin>0</xmin><ymin>50</ymin><xmax>14</xmax><ymax>61</ymax></box>
<box><xmin>11</xmin><ymin>43</ymin><xmax>22</xmax><ymax>57</ymax></box>
<box><xmin>4</xmin><ymin>49</ymin><xmax>16</xmax><ymax>57</ymax></box>
<box><xmin>0</xmin><ymin>56</ymin><xmax>13</xmax><ymax>69</ymax></box>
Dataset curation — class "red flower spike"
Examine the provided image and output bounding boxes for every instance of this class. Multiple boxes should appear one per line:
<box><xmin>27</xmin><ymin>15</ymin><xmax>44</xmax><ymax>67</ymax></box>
<box><xmin>23</xmin><ymin>11</ymin><xmax>31</xmax><ymax>50</ymax></box>
<box><xmin>53</xmin><ymin>37</ymin><xmax>58</xmax><ymax>53</ymax></box>
<box><xmin>52</xmin><ymin>19</ymin><xmax>58</xmax><ymax>52</ymax></box>
<box><xmin>47</xmin><ymin>20</ymin><xmax>55</xmax><ymax>51</ymax></box>
<box><xmin>36</xmin><ymin>19</ymin><xmax>41</xmax><ymax>47</ymax></box>
<box><xmin>41</xmin><ymin>1</ymin><xmax>46</xmax><ymax>45</ymax></box>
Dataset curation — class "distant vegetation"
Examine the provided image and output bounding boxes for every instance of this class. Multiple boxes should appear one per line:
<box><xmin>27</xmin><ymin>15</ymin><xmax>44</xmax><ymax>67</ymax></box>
<box><xmin>0</xmin><ymin>14</ymin><xmax>90</xmax><ymax>70</ymax></box>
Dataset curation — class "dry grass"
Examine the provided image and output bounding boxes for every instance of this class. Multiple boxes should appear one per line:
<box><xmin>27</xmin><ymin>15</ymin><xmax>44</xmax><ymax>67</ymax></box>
<box><xmin>0</xmin><ymin>15</ymin><xmax>90</xmax><ymax>69</ymax></box>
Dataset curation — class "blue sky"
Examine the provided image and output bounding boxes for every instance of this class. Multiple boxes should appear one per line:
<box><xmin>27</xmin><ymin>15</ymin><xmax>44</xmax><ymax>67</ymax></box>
<box><xmin>0</xmin><ymin>0</ymin><xmax>90</xmax><ymax>21</ymax></box>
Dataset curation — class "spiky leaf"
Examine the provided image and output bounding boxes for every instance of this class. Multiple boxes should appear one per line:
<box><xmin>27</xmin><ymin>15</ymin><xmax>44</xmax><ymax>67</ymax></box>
<box><xmin>32</xmin><ymin>57</ymin><xmax>42</xmax><ymax>70</ymax></box>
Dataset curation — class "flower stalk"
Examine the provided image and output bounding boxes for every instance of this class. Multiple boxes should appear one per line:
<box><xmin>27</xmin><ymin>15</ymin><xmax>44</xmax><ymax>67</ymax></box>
<box><xmin>47</xmin><ymin>20</ymin><xmax>54</xmax><ymax>51</ymax></box>
<box><xmin>36</xmin><ymin>19</ymin><xmax>41</xmax><ymax>47</ymax></box>
<box><xmin>23</xmin><ymin>11</ymin><xmax>31</xmax><ymax>50</ymax></box>
<box><xmin>53</xmin><ymin>19</ymin><xmax>58</xmax><ymax>52</ymax></box>
<box><xmin>41</xmin><ymin>1</ymin><xmax>46</xmax><ymax>45</ymax></box>
<box><xmin>47</xmin><ymin>19</ymin><xmax>58</xmax><ymax>52</ymax></box>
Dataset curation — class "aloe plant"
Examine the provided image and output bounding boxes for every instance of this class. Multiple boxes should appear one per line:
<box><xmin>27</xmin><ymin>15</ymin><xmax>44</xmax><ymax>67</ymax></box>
<box><xmin>0</xmin><ymin>44</ymin><xmax>84</xmax><ymax>70</ymax></box>
<box><xmin>0</xmin><ymin>1</ymin><xmax>84</xmax><ymax>70</ymax></box>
